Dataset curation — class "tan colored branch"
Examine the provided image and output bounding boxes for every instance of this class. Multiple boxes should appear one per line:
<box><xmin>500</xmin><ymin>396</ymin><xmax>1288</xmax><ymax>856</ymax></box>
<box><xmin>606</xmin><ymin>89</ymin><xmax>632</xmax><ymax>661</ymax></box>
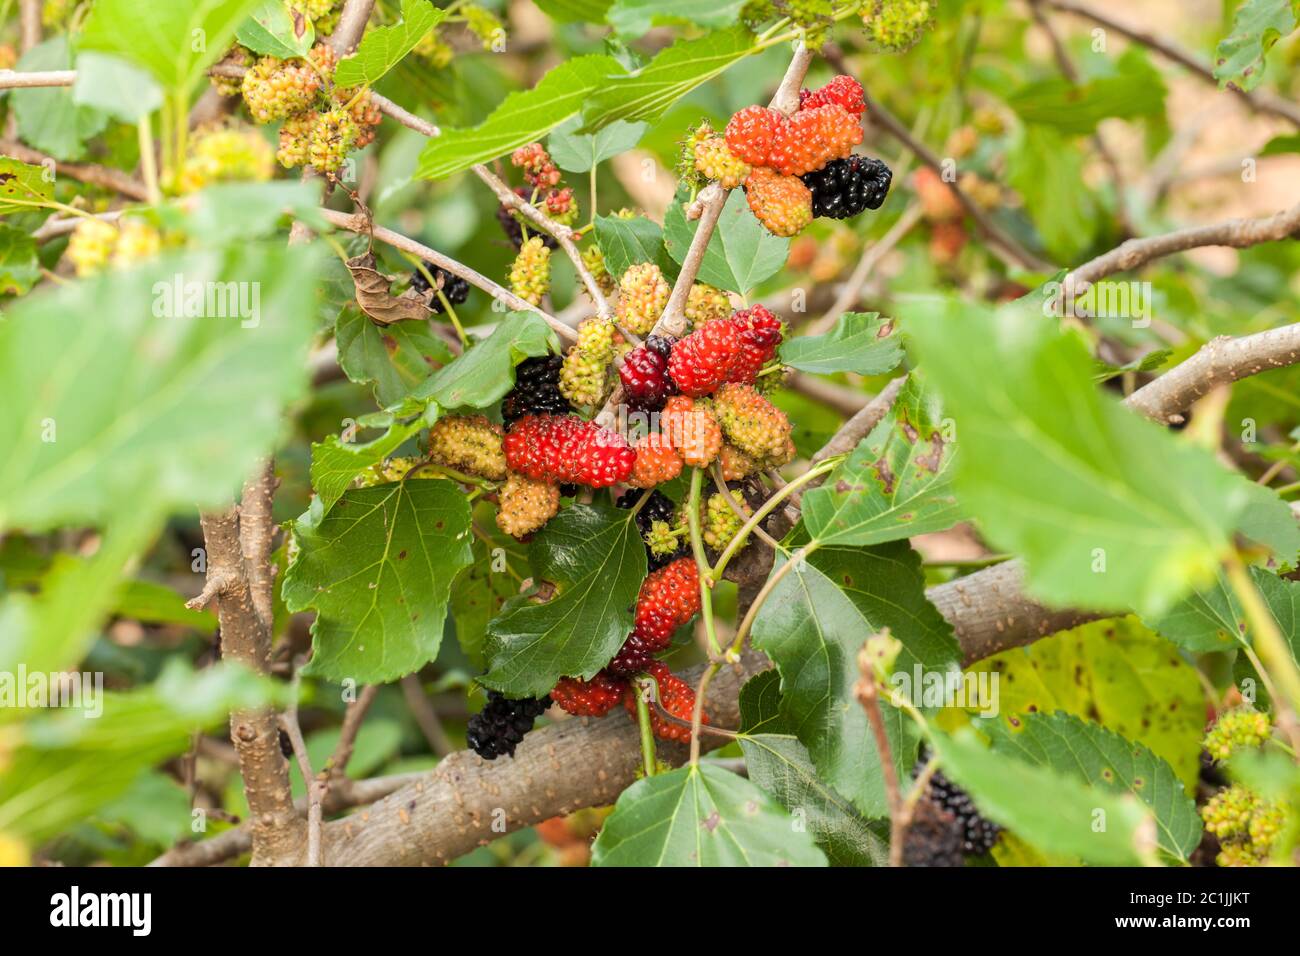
<box><xmin>0</xmin><ymin>138</ymin><xmax>149</xmax><ymax>201</ymax></box>
<box><xmin>148</xmin><ymin>772</ymin><xmax>425</xmax><ymax>866</ymax></box>
<box><xmin>808</xmin><ymin>201</ymin><xmax>923</xmax><ymax>335</ymax></box>
<box><xmin>400</xmin><ymin>675</ymin><xmax>455</xmax><ymax>756</ymax></box>
<box><xmin>0</xmin><ymin>68</ymin><xmax>72</xmax><ymax>89</ymax></box>
<box><xmin>19</xmin><ymin>0</ymin><xmax>41</xmax><ymax>52</ymax></box>
<box><xmin>1066</xmin><ymin>201</ymin><xmax>1300</xmax><ymax>289</ymax></box>
<box><xmin>1042</xmin><ymin>0</ymin><xmax>1300</xmax><ymax>128</ymax></box>
<box><xmin>318</xmin><ymin>207</ymin><xmax>579</xmax><ymax>343</ymax></box>
<box><xmin>472</xmin><ymin>164</ymin><xmax>615</xmax><ymax>324</ymax></box>
<box><xmin>189</xmin><ymin>498</ymin><xmax>302</xmax><ymax>866</ymax></box>
<box><xmin>327</xmin><ymin>0</ymin><xmax>376</xmax><ymax>57</ymax></box>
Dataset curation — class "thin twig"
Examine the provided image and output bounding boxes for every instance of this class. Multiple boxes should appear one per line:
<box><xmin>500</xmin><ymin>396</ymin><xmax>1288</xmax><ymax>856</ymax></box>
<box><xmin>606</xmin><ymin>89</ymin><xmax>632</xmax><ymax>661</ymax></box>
<box><xmin>854</xmin><ymin>641</ymin><xmax>901</xmax><ymax>863</ymax></box>
<box><xmin>0</xmin><ymin>68</ymin><xmax>73</xmax><ymax>89</ymax></box>
<box><xmin>400</xmin><ymin>675</ymin><xmax>455</xmax><ymax>757</ymax></box>
<box><xmin>808</xmin><ymin>202</ymin><xmax>924</xmax><ymax>335</ymax></box>
<box><xmin>1042</xmin><ymin>0</ymin><xmax>1300</xmax><ymax>128</ymax></box>
<box><xmin>326</xmin><ymin>684</ymin><xmax>381</xmax><ymax>779</ymax></box>
<box><xmin>0</xmin><ymin>138</ymin><xmax>150</xmax><ymax>201</ymax></box>
<box><xmin>318</xmin><ymin>207</ymin><xmax>578</xmax><ymax>342</ymax></box>
<box><xmin>279</xmin><ymin>665</ymin><xmax>324</xmax><ymax>867</ymax></box>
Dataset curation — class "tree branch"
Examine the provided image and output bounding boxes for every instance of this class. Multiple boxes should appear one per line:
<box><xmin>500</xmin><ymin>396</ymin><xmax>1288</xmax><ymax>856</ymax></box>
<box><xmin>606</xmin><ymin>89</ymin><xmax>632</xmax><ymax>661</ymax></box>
<box><xmin>318</xmin><ymin>207</ymin><xmax>579</xmax><ymax>343</ymax></box>
<box><xmin>1042</xmin><ymin>0</ymin><xmax>1300</xmax><ymax>128</ymax></box>
<box><xmin>326</xmin><ymin>0</ymin><xmax>376</xmax><ymax>57</ymax></box>
<box><xmin>188</xmin><ymin>491</ymin><xmax>302</xmax><ymax>866</ymax></box>
<box><xmin>0</xmin><ymin>138</ymin><xmax>150</xmax><ymax>201</ymax></box>
<box><xmin>1066</xmin><ymin>201</ymin><xmax>1300</xmax><ymax>289</ymax></box>
<box><xmin>0</xmin><ymin>69</ymin><xmax>73</xmax><ymax>89</ymax></box>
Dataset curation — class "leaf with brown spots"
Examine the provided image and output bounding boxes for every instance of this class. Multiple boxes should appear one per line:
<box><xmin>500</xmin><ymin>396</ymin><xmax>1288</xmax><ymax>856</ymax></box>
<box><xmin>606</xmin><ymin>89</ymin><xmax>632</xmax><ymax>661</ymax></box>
<box><xmin>802</xmin><ymin>375</ymin><xmax>962</xmax><ymax>547</ymax></box>
<box><xmin>0</xmin><ymin>157</ymin><xmax>53</xmax><ymax>215</ymax></box>
<box><xmin>985</xmin><ymin>711</ymin><xmax>1201</xmax><ymax>863</ymax></box>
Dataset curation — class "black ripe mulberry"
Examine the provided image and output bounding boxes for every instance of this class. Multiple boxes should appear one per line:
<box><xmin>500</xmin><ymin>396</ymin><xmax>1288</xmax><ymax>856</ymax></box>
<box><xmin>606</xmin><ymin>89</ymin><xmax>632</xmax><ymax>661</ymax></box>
<box><xmin>617</xmin><ymin>488</ymin><xmax>688</xmax><ymax>571</ymax></box>
<box><xmin>901</xmin><ymin>795</ymin><xmax>966</xmax><ymax>867</ymax></box>
<box><xmin>410</xmin><ymin>261</ymin><xmax>470</xmax><ymax>314</ymax></box>
<box><xmin>912</xmin><ymin>754</ymin><xmax>1001</xmax><ymax>856</ymax></box>
<box><xmin>801</xmin><ymin>155</ymin><xmax>893</xmax><ymax>219</ymax></box>
<box><xmin>502</xmin><ymin>354</ymin><xmax>570</xmax><ymax>426</ymax></box>
<box><xmin>466</xmin><ymin>691</ymin><xmax>551</xmax><ymax>760</ymax></box>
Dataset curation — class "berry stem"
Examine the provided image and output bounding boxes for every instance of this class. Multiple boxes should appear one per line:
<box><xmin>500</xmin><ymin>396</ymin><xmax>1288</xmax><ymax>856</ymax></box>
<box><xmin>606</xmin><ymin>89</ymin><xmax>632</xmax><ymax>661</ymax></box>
<box><xmin>1224</xmin><ymin>552</ymin><xmax>1300</xmax><ymax>753</ymax></box>
<box><xmin>137</xmin><ymin>117</ymin><xmax>161</xmax><ymax>205</ymax></box>
<box><xmin>435</xmin><ymin>287</ymin><xmax>470</xmax><ymax>348</ymax></box>
<box><xmin>634</xmin><ymin>681</ymin><xmax>658</xmax><ymax>777</ymax></box>
<box><xmin>731</xmin><ymin>542</ymin><xmax>821</xmax><ymax>653</ymax></box>
<box><xmin>686</xmin><ymin>468</ymin><xmax>721</xmax><ymax>658</ymax></box>
<box><xmin>710</xmin><ymin>456</ymin><xmax>842</xmax><ymax>584</ymax></box>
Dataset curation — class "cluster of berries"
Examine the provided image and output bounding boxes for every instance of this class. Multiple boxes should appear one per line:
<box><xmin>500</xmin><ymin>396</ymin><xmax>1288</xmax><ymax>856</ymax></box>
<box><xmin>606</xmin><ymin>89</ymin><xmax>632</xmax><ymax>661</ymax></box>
<box><xmin>466</xmin><ymin>692</ymin><xmax>551</xmax><ymax>760</ymax></box>
<box><xmin>698</xmin><ymin>76</ymin><xmax>891</xmax><ymax>236</ymax></box>
<box><xmin>1198</xmin><ymin>707</ymin><xmax>1288</xmax><ymax>866</ymax></box>
<box><xmin>66</xmin><ymin>218</ymin><xmax>163</xmax><ymax>277</ymax></box>
<box><xmin>178</xmin><ymin>124</ymin><xmax>275</xmax><ymax>194</ymax></box>
<box><xmin>409</xmin><ymin>261</ymin><xmax>471</xmax><ymax>315</ymax></box>
<box><xmin>902</xmin><ymin>755</ymin><xmax>1002</xmax><ymax>866</ymax></box>
<box><xmin>232</xmin><ymin>42</ymin><xmax>381</xmax><ymax>179</ymax></box>
<box><xmin>501</xmin><ymin>144</ymin><xmax>584</xmax><ymax>304</ymax></box>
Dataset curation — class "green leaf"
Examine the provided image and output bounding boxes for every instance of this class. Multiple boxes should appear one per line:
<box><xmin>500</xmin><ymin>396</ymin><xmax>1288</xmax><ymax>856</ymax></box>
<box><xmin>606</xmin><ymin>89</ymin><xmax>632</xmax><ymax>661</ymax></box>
<box><xmin>548</xmin><ymin>117</ymin><xmax>649</xmax><ymax>173</ymax></box>
<box><xmin>1260</xmin><ymin>133</ymin><xmax>1300</xmax><ymax>156</ymax></box>
<box><xmin>902</xmin><ymin>293</ymin><xmax>1259</xmax><ymax>618</ymax></box>
<box><xmin>751</xmin><ymin>542</ymin><xmax>960</xmax><ymax>816</ymax></box>
<box><xmin>737</xmin><ymin>671</ymin><xmax>889</xmax><ymax>866</ymax></box>
<box><xmin>664</xmin><ymin>189</ymin><xmax>788</xmax><ymax>295</ymax></box>
<box><xmin>801</xmin><ymin>376</ymin><xmax>962</xmax><ymax>547</ymax></box>
<box><xmin>282</xmin><ymin>480</ymin><xmax>474</xmax><ymax>683</ymax></box>
<box><xmin>72</xmin><ymin>51</ymin><xmax>164</xmax><ymax>123</ymax></box>
<box><xmin>335</xmin><ymin>307</ymin><xmax>455</xmax><ymax>407</ymax></box>
<box><xmin>581</xmin><ymin>27</ymin><xmax>756</xmax><ymax>131</ymax></box>
<box><xmin>779</xmin><ymin>312</ymin><xmax>904</xmax><ymax>377</ymax></box>
<box><xmin>482</xmin><ymin>504</ymin><xmax>645</xmax><ymax>697</ymax></box>
<box><xmin>970</xmin><ymin>618</ymin><xmax>1205</xmax><ymax>790</ymax></box>
<box><xmin>0</xmin><ymin>661</ymin><xmax>277</xmax><ymax>843</ymax></box>
<box><xmin>165</xmin><ymin>180</ymin><xmax>328</xmax><ymax>244</ymax></box>
<box><xmin>11</xmin><ymin>39</ymin><xmax>107</xmax><ymax>161</ymax></box>
<box><xmin>1006</xmin><ymin>125</ymin><xmax>1093</xmax><ymax>263</ymax></box>
<box><xmin>1236</xmin><ymin>482</ymin><xmax>1300</xmax><ymax>569</ymax></box>
<box><xmin>113</xmin><ymin>577</ymin><xmax>218</xmax><ymax>631</ymax></box>
<box><xmin>1214</xmin><ymin>0</ymin><xmax>1298</xmax><ymax>92</ymax></box>
<box><xmin>985</xmin><ymin>712</ymin><xmax>1201</xmax><ymax>862</ymax></box>
<box><xmin>334</xmin><ymin>0</ymin><xmax>445</xmax><ymax>87</ymax></box>
<box><xmin>0</xmin><ymin>223</ymin><xmax>40</xmax><ymax>294</ymax></box>
<box><xmin>594</xmin><ymin>213</ymin><xmax>666</xmax><ymax>277</ymax></box>
<box><xmin>607</xmin><ymin>0</ymin><xmax>745</xmax><ymax>37</ymax></box>
<box><xmin>417</xmin><ymin>55</ymin><xmax>624</xmax><ymax>180</ymax></box>
<box><xmin>79</xmin><ymin>0</ymin><xmax>263</xmax><ymax>95</ymax></box>
<box><xmin>0</xmin><ymin>243</ymin><xmax>324</xmax><ymax>533</ymax></box>
<box><xmin>1232</xmin><ymin>567</ymin><xmax>1300</xmax><ymax>706</ymax></box>
<box><xmin>930</xmin><ymin>728</ymin><xmax>1156</xmax><ymax>866</ymax></box>
<box><xmin>534</xmin><ymin>0</ymin><xmax>613</xmax><ymax>21</ymax></box>
<box><xmin>0</xmin><ymin>158</ymin><xmax>54</xmax><ymax>216</ymax></box>
<box><xmin>590</xmin><ymin>763</ymin><xmax>828</xmax><ymax>866</ymax></box>
<box><xmin>1150</xmin><ymin>575</ymin><xmax>1245</xmax><ymax>653</ymax></box>
<box><xmin>451</xmin><ymin>522</ymin><xmax>526</xmax><ymax>669</ymax></box>
<box><xmin>412</xmin><ymin>311</ymin><xmax>558</xmax><ymax>409</ymax></box>
<box><xmin>1093</xmin><ymin>347</ymin><xmax>1173</xmax><ymax>383</ymax></box>
<box><xmin>1007</xmin><ymin>49</ymin><xmax>1167</xmax><ymax>136</ymax></box>
<box><xmin>308</xmin><ymin>416</ymin><xmax>426</xmax><ymax>513</ymax></box>
<box><xmin>235</xmin><ymin>0</ymin><xmax>315</xmax><ymax>58</ymax></box>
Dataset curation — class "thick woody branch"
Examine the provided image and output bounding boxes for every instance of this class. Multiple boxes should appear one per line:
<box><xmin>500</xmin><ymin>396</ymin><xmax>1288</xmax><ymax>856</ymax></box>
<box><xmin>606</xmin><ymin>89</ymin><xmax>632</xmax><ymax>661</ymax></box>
<box><xmin>1042</xmin><ymin>0</ymin><xmax>1300</xmax><ymax>128</ymax></box>
<box><xmin>321</xmin><ymin>651</ymin><xmax>771</xmax><ymax>866</ymax></box>
<box><xmin>188</xmin><ymin>496</ymin><xmax>302</xmax><ymax>866</ymax></box>
<box><xmin>318</xmin><ymin>207</ymin><xmax>579</xmax><ymax>343</ymax></box>
<box><xmin>148</xmin><ymin>771</ymin><xmax>425</xmax><ymax>866</ymax></box>
<box><xmin>326</xmin><ymin>0</ymin><xmax>376</xmax><ymax>57</ymax></box>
